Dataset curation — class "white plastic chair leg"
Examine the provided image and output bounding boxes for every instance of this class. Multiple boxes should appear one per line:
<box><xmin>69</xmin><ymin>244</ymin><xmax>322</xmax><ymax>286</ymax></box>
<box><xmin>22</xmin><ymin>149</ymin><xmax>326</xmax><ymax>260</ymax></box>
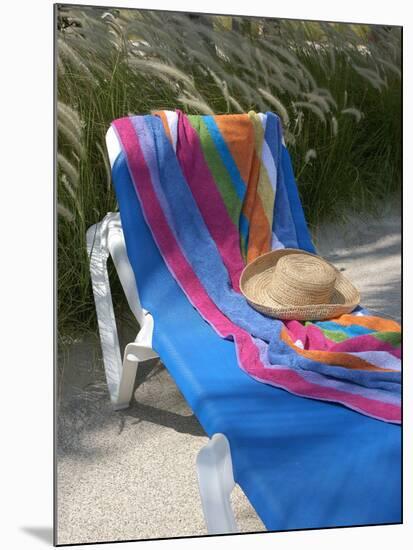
<box><xmin>86</xmin><ymin>213</ymin><xmax>158</xmax><ymax>410</ymax></box>
<box><xmin>196</xmin><ymin>433</ymin><xmax>238</xmax><ymax>534</ymax></box>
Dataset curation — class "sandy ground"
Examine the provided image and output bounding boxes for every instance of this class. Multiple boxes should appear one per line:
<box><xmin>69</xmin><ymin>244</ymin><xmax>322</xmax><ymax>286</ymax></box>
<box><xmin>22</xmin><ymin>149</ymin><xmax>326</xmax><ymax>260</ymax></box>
<box><xmin>56</xmin><ymin>204</ymin><xmax>401</xmax><ymax>545</ymax></box>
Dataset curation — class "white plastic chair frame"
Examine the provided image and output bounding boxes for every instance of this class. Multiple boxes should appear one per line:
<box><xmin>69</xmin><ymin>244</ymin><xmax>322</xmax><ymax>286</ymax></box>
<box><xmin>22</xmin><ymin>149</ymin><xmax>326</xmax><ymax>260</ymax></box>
<box><xmin>85</xmin><ymin>127</ymin><xmax>239</xmax><ymax>535</ymax></box>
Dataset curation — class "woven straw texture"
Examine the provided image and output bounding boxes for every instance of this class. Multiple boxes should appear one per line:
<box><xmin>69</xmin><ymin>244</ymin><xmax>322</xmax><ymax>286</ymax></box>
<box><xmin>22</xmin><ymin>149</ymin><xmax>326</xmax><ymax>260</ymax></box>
<box><xmin>240</xmin><ymin>248</ymin><xmax>360</xmax><ymax>321</ymax></box>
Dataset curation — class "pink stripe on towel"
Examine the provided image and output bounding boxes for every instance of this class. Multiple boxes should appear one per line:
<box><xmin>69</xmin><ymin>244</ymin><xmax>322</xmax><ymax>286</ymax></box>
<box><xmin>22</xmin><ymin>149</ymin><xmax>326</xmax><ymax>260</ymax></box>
<box><xmin>175</xmin><ymin>111</ymin><xmax>245</xmax><ymax>291</ymax></box>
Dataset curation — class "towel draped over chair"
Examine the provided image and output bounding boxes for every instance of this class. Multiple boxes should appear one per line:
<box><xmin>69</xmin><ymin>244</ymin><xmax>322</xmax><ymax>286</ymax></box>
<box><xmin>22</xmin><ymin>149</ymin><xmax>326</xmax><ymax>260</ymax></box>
<box><xmin>112</xmin><ymin>109</ymin><xmax>401</xmax><ymax>424</ymax></box>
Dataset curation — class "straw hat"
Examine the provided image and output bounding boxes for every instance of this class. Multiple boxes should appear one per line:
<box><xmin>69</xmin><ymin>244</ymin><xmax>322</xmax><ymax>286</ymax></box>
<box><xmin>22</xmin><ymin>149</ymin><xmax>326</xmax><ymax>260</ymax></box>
<box><xmin>240</xmin><ymin>248</ymin><xmax>360</xmax><ymax>321</ymax></box>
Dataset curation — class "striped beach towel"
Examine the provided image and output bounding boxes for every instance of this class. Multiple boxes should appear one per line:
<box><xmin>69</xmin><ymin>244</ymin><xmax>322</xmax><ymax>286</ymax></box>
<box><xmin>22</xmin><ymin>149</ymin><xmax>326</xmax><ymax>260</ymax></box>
<box><xmin>112</xmin><ymin>109</ymin><xmax>401</xmax><ymax>424</ymax></box>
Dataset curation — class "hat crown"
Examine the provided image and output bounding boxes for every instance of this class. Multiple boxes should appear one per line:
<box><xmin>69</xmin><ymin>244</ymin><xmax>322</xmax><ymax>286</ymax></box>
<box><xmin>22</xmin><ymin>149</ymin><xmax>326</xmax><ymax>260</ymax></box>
<box><xmin>239</xmin><ymin>247</ymin><xmax>360</xmax><ymax>321</ymax></box>
<box><xmin>267</xmin><ymin>254</ymin><xmax>337</xmax><ymax>306</ymax></box>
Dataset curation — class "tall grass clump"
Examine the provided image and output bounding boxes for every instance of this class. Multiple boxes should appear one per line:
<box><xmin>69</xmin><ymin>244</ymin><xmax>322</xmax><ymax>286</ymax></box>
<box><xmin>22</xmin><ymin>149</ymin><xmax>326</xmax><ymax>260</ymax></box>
<box><xmin>56</xmin><ymin>6</ymin><xmax>401</xmax><ymax>336</ymax></box>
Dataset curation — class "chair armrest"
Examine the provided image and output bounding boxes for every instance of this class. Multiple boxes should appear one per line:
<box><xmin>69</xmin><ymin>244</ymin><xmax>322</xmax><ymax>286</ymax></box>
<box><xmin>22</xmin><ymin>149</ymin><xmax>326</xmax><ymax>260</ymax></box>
<box><xmin>86</xmin><ymin>213</ymin><xmax>156</xmax><ymax>407</ymax></box>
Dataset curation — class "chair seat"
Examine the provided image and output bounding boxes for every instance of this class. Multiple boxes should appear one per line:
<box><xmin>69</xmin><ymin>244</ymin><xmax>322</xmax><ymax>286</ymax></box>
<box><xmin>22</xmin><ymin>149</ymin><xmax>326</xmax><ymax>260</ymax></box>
<box><xmin>112</xmin><ymin>152</ymin><xmax>401</xmax><ymax>531</ymax></box>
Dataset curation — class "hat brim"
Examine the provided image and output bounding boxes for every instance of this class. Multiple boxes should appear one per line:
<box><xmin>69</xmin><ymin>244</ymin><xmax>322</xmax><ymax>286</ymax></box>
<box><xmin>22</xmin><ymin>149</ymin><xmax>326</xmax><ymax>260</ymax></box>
<box><xmin>240</xmin><ymin>248</ymin><xmax>360</xmax><ymax>321</ymax></box>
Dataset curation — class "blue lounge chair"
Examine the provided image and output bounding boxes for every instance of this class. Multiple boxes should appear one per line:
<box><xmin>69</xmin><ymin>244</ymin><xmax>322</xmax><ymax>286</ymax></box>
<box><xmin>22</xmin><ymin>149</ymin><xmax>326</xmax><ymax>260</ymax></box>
<box><xmin>86</xmin><ymin>126</ymin><xmax>401</xmax><ymax>535</ymax></box>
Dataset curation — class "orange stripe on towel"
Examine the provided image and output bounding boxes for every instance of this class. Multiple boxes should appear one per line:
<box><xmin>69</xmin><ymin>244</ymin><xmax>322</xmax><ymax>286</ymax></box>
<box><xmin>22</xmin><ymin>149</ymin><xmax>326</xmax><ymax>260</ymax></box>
<box><xmin>281</xmin><ymin>327</ymin><xmax>394</xmax><ymax>372</ymax></box>
<box><xmin>213</xmin><ymin>114</ymin><xmax>255</xmax><ymax>185</ymax></box>
<box><xmin>214</xmin><ymin>114</ymin><xmax>272</xmax><ymax>263</ymax></box>
<box><xmin>153</xmin><ymin>110</ymin><xmax>173</xmax><ymax>145</ymax></box>
<box><xmin>243</xmin><ymin>147</ymin><xmax>270</xmax><ymax>260</ymax></box>
<box><xmin>331</xmin><ymin>314</ymin><xmax>401</xmax><ymax>333</ymax></box>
